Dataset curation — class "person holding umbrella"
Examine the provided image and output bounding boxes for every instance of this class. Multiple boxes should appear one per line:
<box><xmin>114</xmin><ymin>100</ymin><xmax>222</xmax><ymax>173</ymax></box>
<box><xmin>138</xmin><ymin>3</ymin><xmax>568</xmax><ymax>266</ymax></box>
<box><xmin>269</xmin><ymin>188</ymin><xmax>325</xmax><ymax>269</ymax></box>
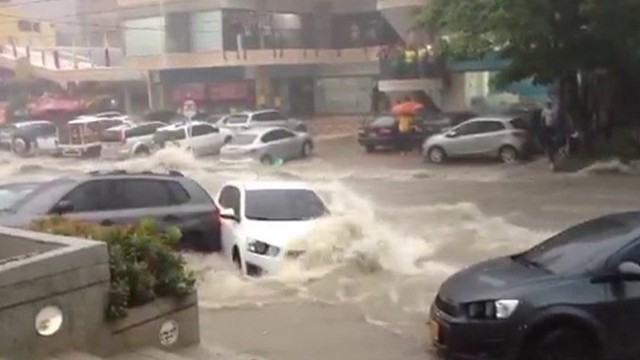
<box><xmin>392</xmin><ymin>97</ymin><xmax>422</xmax><ymax>155</ymax></box>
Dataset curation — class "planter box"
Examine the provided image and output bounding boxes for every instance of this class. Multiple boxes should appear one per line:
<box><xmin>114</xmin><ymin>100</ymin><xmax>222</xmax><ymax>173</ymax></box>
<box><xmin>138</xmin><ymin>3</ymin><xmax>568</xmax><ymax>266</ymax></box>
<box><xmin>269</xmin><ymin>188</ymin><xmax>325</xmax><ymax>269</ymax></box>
<box><xmin>93</xmin><ymin>292</ymin><xmax>200</xmax><ymax>358</ymax></box>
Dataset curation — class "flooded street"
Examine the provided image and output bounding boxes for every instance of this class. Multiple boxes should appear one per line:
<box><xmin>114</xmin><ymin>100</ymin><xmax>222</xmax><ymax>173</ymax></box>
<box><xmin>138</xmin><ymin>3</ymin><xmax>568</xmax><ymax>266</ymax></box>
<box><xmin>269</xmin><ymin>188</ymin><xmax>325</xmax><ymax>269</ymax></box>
<box><xmin>3</xmin><ymin>137</ymin><xmax>640</xmax><ymax>360</ymax></box>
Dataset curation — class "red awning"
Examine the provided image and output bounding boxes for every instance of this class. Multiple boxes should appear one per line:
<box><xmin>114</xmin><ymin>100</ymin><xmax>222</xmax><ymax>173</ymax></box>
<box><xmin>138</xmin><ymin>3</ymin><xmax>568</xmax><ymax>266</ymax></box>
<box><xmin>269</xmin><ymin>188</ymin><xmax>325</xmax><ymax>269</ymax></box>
<box><xmin>29</xmin><ymin>98</ymin><xmax>85</xmax><ymax>117</ymax></box>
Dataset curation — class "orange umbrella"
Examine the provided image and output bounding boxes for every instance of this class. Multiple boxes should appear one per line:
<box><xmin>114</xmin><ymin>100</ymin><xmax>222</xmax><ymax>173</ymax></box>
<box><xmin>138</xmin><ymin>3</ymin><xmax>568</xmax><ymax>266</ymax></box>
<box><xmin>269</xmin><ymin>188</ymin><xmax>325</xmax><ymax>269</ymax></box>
<box><xmin>391</xmin><ymin>101</ymin><xmax>424</xmax><ymax>115</ymax></box>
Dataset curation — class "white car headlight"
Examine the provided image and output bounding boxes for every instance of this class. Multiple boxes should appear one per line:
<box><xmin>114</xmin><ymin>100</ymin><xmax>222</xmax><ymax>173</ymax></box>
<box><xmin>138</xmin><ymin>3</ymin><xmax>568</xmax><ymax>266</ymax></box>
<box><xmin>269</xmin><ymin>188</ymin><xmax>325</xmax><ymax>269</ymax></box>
<box><xmin>466</xmin><ymin>299</ymin><xmax>519</xmax><ymax>319</ymax></box>
<box><xmin>495</xmin><ymin>299</ymin><xmax>519</xmax><ymax>319</ymax></box>
<box><xmin>247</xmin><ymin>239</ymin><xmax>280</xmax><ymax>257</ymax></box>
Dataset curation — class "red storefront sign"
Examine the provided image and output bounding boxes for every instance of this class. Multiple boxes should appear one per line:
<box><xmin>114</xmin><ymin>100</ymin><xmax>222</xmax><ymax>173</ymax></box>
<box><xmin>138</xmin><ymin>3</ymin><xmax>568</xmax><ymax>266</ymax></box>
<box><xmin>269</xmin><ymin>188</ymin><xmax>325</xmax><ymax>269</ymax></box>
<box><xmin>172</xmin><ymin>83</ymin><xmax>207</xmax><ymax>103</ymax></box>
<box><xmin>208</xmin><ymin>81</ymin><xmax>252</xmax><ymax>101</ymax></box>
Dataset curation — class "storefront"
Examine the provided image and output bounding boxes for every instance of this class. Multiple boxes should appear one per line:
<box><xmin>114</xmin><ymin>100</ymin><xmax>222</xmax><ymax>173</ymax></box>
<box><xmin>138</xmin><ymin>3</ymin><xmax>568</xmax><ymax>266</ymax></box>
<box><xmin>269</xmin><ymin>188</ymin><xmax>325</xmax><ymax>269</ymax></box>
<box><xmin>171</xmin><ymin>81</ymin><xmax>255</xmax><ymax>114</ymax></box>
<box><xmin>314</xmin><ymin>76</ymin><xmax>376</xmax><ymax>115</ymax></box>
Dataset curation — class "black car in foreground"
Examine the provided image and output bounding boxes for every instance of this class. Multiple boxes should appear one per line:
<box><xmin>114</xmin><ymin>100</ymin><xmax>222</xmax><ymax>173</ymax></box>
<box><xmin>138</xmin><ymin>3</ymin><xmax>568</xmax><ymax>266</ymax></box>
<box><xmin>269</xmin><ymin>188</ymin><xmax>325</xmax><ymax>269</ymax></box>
<box><xmin>429</xmin><ymin>212</ymin><xmax>640</xmax><ymax>360</ymax></box>
<box><xmin>0</xmin><ymin>170</ymin><xmax>221</xmax><ymax>252</ymax></box>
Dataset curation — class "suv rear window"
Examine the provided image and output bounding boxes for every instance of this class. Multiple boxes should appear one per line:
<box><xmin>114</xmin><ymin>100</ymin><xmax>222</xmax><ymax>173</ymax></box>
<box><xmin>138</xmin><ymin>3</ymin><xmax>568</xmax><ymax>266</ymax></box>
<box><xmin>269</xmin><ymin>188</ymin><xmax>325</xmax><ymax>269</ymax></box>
<box><xmin>120</xmin><ymin>179</ymin><xmax>190</xmax><ymax>208</ymax></box>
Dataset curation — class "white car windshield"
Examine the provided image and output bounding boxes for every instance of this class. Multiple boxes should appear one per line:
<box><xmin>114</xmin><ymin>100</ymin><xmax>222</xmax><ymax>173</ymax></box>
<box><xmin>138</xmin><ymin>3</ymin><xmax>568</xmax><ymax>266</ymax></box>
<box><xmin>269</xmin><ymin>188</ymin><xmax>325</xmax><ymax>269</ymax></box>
<box><xmin>245</xmin><ymin>189</ymin><xmax>328</xmax><ymax>221</ymax></box>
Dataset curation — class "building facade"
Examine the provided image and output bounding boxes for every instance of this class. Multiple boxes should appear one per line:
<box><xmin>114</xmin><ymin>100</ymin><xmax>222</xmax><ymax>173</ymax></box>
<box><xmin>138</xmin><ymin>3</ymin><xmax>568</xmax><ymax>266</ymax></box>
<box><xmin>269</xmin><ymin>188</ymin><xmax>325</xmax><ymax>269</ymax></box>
<box><xmin>0</xmin><ymin>0</ymin><xmax>541</xmax><ymax>115</ymax></box>
<box><xmin>109</xmin><ymin>0</ymin><xmax>405</xmax><ymax>116</ymax></box>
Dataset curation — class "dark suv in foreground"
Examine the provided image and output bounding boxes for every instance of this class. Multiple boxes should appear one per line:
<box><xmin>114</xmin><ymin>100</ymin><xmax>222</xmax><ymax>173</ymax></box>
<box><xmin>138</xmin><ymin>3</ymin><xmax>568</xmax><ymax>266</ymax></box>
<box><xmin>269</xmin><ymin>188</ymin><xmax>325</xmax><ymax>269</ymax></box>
<box><xmin>0</xmin><ymin>170</ymin><xmax>221</xmax><ymax>252</ymax></box>
<box><xmin>429</xmin><ymin>212</ymin><xmax>640</xmax><ymax>360</ymax></box>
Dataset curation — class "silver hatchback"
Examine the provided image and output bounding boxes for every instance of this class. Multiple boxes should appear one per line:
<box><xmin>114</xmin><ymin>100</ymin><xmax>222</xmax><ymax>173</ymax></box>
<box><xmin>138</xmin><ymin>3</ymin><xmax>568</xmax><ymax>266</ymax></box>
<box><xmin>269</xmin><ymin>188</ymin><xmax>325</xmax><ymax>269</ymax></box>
<box><xmin>422</xmin><ymin>116</ymin><xmax>531</xmax><ymax>163</ymax></box>
<box><xmin>220</xmin><ymin>127</ymin><xmax>314</xmax><ymax>165</ymax></box>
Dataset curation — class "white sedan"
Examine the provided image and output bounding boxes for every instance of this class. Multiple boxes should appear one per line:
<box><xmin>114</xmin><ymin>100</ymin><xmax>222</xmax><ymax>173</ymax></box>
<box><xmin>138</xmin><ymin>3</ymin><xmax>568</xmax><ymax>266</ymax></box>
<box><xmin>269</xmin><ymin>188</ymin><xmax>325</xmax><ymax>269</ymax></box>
<box><xmin>216</xmin><ymin>181</ymin><xmax>329</xmax><ymax>276</ymax></box>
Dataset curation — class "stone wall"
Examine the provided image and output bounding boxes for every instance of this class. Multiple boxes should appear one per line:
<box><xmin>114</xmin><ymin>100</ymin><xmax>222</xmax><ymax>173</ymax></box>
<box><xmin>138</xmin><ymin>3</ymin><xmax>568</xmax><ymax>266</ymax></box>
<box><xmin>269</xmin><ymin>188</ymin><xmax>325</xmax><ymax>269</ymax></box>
<box><xmin>0</xmin><ymin>226</ymin><xmax>110</xmax><ymax>359</ymax></box>
<box><xmin>0</xmin><ymin>226</ymin><xmax>200</xmax><ymax>360</ymax></box>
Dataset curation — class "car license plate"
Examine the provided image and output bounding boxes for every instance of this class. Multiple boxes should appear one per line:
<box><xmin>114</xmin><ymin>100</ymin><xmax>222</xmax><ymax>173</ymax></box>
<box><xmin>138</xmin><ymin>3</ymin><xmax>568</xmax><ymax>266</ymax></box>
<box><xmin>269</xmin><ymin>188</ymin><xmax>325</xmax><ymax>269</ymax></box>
<box><xmin>427</xmin><ymin>319</ymin><xmax>439</xmax><ymax>345</ymax></box>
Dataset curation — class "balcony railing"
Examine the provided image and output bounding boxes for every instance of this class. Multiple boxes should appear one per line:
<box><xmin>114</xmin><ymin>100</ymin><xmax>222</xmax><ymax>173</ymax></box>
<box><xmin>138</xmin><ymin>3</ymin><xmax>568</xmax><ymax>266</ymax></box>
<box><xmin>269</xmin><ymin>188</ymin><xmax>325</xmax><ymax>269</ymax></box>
<box><xmin>0</xmin><ymin>45</ymin><xmax>143</xmax><ymax>82</ymax></box>
<box><xmin>379</xmin><ymin>49</ymin><xmax>446</xmax><ymax>80</ymax></box>
<box><xmin>125</xmin><ymin>46</ymin><xmax>381</xmax><ymax>70</ymax></box>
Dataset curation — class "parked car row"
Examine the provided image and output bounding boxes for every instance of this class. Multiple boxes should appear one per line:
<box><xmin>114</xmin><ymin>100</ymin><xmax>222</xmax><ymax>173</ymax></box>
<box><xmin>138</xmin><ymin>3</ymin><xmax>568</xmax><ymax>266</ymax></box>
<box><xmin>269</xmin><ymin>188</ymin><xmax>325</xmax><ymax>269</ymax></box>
<box><xmin>358</xmin><ymin>112</ymin><xmax>534</xmax><ymax>164</ymax></box>
<box><xmin>0</xmin><ymin>109</ymin><xmax>314</xmax><ymax>164</ymax></box>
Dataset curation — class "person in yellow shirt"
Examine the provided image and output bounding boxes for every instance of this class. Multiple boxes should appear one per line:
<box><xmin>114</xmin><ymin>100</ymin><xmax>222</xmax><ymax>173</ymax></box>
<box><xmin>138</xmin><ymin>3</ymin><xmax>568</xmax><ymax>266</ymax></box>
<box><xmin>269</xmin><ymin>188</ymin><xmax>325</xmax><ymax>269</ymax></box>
<box><xmin>396</xmin><ymin>97</ymin><xmax>414</xmax><ymax>155</ymax></box>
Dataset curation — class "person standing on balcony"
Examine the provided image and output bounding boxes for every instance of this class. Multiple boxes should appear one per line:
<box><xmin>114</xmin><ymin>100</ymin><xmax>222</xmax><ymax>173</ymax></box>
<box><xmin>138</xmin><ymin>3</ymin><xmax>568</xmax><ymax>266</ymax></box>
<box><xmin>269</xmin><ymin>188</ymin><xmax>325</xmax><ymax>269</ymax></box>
<box><xmin>403</xmin><ymin>47</ymin><xmax>418</xmax><ymax>78</ymax></box>
<box><xmin>231</xmin><ymin>16</ymin><xmax>244</xmax><ymax>58</ymax></box>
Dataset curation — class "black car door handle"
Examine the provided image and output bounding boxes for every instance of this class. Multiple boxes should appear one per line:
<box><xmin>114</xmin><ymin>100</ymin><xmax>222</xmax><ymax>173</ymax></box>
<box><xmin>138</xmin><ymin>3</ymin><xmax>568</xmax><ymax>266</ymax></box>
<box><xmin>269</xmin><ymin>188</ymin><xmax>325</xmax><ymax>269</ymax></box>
<box><xmin>163</xmin><ymin>215</ymin><xmax>180</xmax><ymax>222</ymax></box>
<box><xmin>101</xmin><ymin>219</ymin><xmax>114</xmax><ymax>226</ymax></box>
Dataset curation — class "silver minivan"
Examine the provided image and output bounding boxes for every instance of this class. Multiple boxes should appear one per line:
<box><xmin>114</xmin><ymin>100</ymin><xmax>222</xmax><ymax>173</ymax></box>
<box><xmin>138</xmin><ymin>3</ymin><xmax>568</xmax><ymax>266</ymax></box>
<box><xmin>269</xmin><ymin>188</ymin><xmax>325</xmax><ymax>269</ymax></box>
<box><xmin>422</xmin><ymin>116</ymin><xmax>530</xmax><ymax>163</ymax></box>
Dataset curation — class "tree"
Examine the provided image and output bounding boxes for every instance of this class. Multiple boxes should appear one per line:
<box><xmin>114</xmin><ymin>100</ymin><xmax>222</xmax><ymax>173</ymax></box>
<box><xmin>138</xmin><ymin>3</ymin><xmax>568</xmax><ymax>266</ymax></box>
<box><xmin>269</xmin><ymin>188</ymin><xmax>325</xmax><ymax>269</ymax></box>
<box><xmin>419</xmin><ymin>0</ymin><xmax>640</xmax><ymax>154</ymax></box>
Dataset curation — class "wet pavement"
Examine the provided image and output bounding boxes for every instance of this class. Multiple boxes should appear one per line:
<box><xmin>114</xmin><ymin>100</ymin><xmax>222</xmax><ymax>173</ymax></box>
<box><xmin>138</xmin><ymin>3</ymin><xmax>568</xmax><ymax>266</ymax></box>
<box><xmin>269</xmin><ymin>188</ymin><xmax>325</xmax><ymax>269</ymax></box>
<box><xmin>2</xmin><ymin>135</ymin><xmax>640</xmax><ymax>360</ymax></box>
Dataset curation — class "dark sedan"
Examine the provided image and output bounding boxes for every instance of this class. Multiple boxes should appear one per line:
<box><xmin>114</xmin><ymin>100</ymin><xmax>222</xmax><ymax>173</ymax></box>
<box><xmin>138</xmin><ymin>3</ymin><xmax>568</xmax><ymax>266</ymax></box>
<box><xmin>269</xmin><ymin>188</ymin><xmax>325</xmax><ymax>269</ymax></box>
<box><xmin>428</xmin><ymin>212</ymin><xmax>640</xmax><ymax>360</ymax></box>
<box><xmin>357</xmin><ymin>116</ymin><xmax>402</xmax><ymax>152</ymax></box>
<box><xmin>358</xmin><ymin>115</ymin><xmax>426</xmax><ymax>152</ymax></box>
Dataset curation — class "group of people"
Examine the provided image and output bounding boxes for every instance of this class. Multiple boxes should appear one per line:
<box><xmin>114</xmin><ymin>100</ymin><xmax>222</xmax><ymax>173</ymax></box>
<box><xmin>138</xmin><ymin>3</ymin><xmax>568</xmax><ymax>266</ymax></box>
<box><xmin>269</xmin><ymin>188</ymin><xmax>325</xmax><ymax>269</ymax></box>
<box><xmin>379</xmin><ymin>43</ymin><xmax>442</xmax><ymax>79</ymax></box>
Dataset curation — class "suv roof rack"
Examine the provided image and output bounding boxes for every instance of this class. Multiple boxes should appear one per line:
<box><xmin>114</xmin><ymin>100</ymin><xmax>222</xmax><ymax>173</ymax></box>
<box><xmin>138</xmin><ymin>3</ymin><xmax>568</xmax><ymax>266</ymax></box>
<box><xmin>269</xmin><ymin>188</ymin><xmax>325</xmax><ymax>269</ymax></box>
<box><xmin>88</xmin><ymin>170</ymin><xmax>184</xmax><ymax>177</ymax></box>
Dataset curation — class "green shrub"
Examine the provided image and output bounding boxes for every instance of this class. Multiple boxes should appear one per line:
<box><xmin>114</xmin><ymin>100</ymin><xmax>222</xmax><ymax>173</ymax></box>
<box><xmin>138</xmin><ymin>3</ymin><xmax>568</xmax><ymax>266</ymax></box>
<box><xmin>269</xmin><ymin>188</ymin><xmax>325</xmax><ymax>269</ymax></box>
<box><xmin>29</xmin><ymin>216</ymin><xmax>196</xmax><ymax>321</ymax></box>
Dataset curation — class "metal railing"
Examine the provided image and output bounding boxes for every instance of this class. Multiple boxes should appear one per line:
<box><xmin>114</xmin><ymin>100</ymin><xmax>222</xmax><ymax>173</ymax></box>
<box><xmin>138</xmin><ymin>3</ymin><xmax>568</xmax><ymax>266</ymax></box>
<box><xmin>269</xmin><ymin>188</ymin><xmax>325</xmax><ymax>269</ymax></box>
<box><xmin>0</xmin><ymin>44</ymin><xmax>124</xmax><ymax>70</ymax></box>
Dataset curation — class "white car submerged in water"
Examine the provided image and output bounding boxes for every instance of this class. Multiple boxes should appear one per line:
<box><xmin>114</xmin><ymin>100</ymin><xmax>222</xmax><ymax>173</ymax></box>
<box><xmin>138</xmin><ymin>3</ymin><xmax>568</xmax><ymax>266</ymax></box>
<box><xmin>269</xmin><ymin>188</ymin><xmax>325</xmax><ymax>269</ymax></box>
<box><xmin>216</xmin><ymin>181</ymin><xmax>329</xmax><ymax>276</ymax></box>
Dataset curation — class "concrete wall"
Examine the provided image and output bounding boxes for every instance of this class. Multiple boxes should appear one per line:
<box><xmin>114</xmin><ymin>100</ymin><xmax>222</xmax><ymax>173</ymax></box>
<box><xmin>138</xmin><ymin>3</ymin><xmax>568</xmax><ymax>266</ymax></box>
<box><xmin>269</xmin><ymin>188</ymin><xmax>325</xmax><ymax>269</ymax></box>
<box><xmin>0</xmin><ymin>226</ymin><xmax>200</xmax><ymax>360</ymax></box>
<box><xmin>0</xmin><ymin>226</ymin><xmax>110</xmax><ymax>360</ymax></box>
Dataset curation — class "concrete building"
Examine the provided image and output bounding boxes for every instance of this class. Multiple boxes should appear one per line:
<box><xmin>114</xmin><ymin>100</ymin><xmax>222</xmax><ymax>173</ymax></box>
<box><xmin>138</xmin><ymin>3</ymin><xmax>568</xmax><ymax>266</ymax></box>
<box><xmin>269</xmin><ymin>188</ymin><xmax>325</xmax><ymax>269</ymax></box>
<box><xmin>0</xmin><ymin>0</ymin><xmax>537</xmax><ymax>115</ymax></box>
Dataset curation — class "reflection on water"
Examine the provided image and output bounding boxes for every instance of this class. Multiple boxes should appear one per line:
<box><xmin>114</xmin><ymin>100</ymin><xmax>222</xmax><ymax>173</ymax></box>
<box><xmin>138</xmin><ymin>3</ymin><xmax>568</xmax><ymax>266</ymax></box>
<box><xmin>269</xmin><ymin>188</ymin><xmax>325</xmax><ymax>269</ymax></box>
<box><xmin>0</xmin><ymin>148</ymin><xmax>548</xmax><ymax>335</ymax></box>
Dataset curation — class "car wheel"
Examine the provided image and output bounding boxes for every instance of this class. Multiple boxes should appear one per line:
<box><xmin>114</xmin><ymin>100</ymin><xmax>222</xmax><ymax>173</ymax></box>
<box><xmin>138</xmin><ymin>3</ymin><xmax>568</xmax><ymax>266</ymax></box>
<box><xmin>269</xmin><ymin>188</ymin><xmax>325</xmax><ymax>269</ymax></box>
<box><xmin>428</xmin><ymin>147</ymin><xmax>446</xmax><ymax>163</ymax></box>
<box><xmin>525</xmin><ymin>328</ymin><xmax>598</xmax><ymax>360</ymax></box>
<box><xmin>499</xmin><ymin>145</ymin><xmax>518</xmax><ymax>163</ymax></box>
<box><xmin>365</xmin><ymin>145</ymin><xmax>375</xmax><ymax>153</ymax></box>
<box><xmin>134</xmin><ymin>146</ymin><xmax>150</xmax><ymax>157</ymax></box>
<box><xmin>301</xmin><ymin>141</ymin><xmax>313</xmax><ymax>158</ymax></box>
<box><xmin>12</xmin><ymin>137</ymin><xmax>30</xmax><ymax>156</ymax></box>
<box><xmin>260</xmin><ymin>154</ymin><xmax>273</xmax><ymax>165</ymax></box>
